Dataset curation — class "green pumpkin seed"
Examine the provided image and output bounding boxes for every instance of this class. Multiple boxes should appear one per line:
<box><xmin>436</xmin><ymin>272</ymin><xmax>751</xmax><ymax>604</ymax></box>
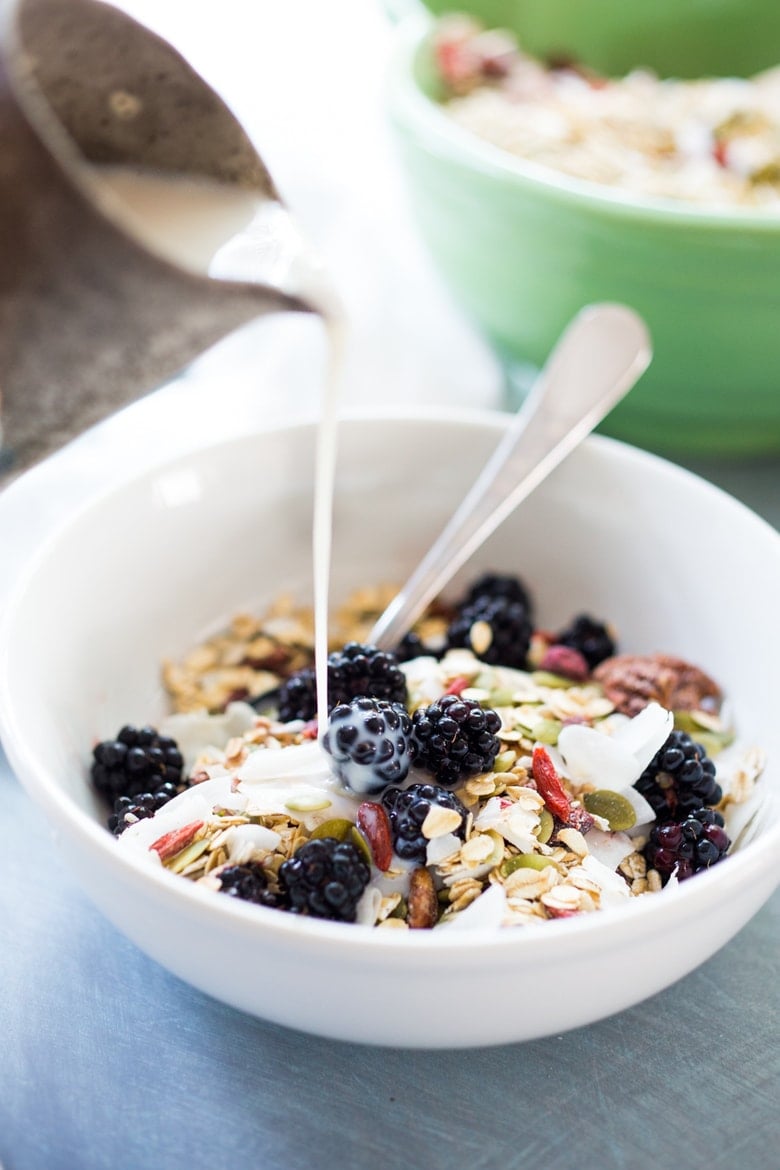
<box><xmin>285</xmin><ymin>794</ymin><xmax>332</xmax><ymax>813</ymax></box>
<box><xmin>166</xmin><ymin>837</ymin><xmax>210</xmax><ymax>874</ymax></box>
<box><xmin>488</xmin><ymin>688</ymin><xmax>517</xmax><ymax>707</ymax></box>
<box><xmin>673</xmin><ymin>710</ymin><xmax>734</xmax><ymax>756</ymax></box>
<box><xmin>536</xmin><ymin>808</ymin><xmax>555</xmax><ymax>844</ymax></box>
<box><xmin>533</xmin><ymin>718</ymin><xmax>563</xmax><ymax>745</ymax></box>
<box><xmin>493</xmin><ymin>749</ymin><xmax>517</xmax><ymax>773</ymax></box>
<box><xmin>309</xmin><ymin>818</ymin><xmax>371</xmax><ymax>865</ymax></box>
<box><xmin>583</xmin><ymin>789</ymin><xmax>636</xmax><ymax>831</ymax></box>
<box><xmin>349</xmin><ymin>827</ymin><xmax>373</xmax><ymax>867</ymax></box>
<box><xmin>531</xmin><ymin>671</ymin><xmax>576</xmax><ymax>689</ymax></box>
<box><xmin>500</xmin><ymin>853</ymin><xmax>558</xmax><ymax>876</ymax></box>
<box><xmin>310</xmin><ymin>817</ymin><xmax>354</xmax><ymax>841</ymax></box>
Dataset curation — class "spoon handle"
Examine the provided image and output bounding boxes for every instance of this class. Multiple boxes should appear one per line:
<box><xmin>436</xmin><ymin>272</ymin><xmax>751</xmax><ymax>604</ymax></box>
<box><xmin>370</xmin><ymin>303</ymin><xmax>652</xmax><ymax>650</ymax></box>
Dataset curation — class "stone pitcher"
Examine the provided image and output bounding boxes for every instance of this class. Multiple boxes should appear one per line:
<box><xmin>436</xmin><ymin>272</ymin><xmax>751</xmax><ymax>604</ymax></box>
<box><xmin>0</xmin><ymin>0</ymin><xmax>321</xmax><ymax>482</ymax></box>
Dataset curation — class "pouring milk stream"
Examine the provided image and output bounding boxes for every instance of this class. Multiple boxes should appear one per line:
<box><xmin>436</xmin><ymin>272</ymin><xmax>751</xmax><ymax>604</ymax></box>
<box><xmin>86</xmin><ymin>166</ymin><xmax>346</xmax><ymax>737</ymax></box>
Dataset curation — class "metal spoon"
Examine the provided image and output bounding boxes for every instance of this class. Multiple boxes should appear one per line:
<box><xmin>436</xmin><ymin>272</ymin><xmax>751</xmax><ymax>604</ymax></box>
<box><xmin>369</xmin><ymin>303</ymin><xmax>652</xmax><ymax>650</ymax></box>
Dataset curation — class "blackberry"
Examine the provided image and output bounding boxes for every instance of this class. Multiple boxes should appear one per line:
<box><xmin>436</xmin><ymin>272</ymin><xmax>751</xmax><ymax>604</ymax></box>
<box><xmin>279</xmin><ymin>837</ymin><xmax>370</xmax><ymax>922</ymax></box>
<box><xmin>323</xmin><ymin>697</ymin><xmax>414</xmax><ymax>795</ymax></box>
<box><xmin>634</xmin><ymin>730</ymin><xmax>722</xmax><ymax>823</ymax></box>
<box><xmin>556</xmin><ymin>614</ymin><xmax>616</xmax><ymax>669</ymax></box>
<box><xmin>381</xmin><ymin>782</ymin><xmax>468</xmax><ymax>863</ymax></box>
<box><xmin>644</xmin><ymin>807</ymin><xmax>730</xmax><ymax>884</ymax></box>
<box><xmin>277</xmin><ymin>642</ymin><xmax>407</xmax><ymax>722</ymax></box>
<box><xmin>91</xmin><ymin>725</ymin><xmax>184</xmax><ymax>802</ymax></box>
<box><xmin>394</xmin><ymin>631</ymin><xmax>438</xmax><ymax>663</ymax></box>
<box><xmin>446</xmin><ymin>595</ymin><xmax>532</xmax><ymax>668</ymax></box>
<box><xmin>217</xmin><ymin>861</ymin><xmax>287</xmax><ymax>909</ymax></box>
<box><xmin>108</xmin><ymin>782</ymin><xmax>180</xmax><ymax>836</ymax></box>
<box><xmin>462</xmin><ymin>571</ymin><xmax>532</xmax><ymax>615</ymax></box>
<box><xmin>412</xmin><ymin>694</ymin><xmax>502</xmax><ymax>786</ymax></box>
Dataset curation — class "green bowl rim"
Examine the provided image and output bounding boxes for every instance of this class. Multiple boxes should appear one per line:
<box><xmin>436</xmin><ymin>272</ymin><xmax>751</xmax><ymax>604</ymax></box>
<box><xmin>386</xmin><ymin>12</ymin><xmax>780</xmax><ymax>235</ymax></box>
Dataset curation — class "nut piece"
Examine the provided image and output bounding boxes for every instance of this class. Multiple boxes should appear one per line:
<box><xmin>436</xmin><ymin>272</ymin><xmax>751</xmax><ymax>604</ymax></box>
<box><xmin>594</xmin><ymin>653</ymin><xmax>722</xmax><ymax>717</ymax></box>
<box><xmin>356</xmin><ymin>802</ymin><xmax>393</xmax><ymax>871</ymax></box>
<box><xmin>407</xmin><ymin>866</ymin><xmax>439</xmax><ymax>929</ymax></box>
<box><xmin>150</xmin><ymin>821</ymin><xmax>205</xmax><ymax>863</ymax></box>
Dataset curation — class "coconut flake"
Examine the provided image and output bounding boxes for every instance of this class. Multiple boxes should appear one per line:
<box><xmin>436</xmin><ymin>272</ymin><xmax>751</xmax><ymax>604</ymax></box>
<box><xmin>584</xmin><ymin>826</ymin><xmax>636</xmax><ymax>870</ymax></box>
<box><xmin>558</xmin><ymin>723</ymin><xmax>641</xmax><ymax>789</ymax></box>
<box><xmin>223</xmin><ymin>823</ymin><xmax>281</xmax><ymax>863</ymax></box>
<box><xmin>238</xmin><ymin>740</ymin><xmax>329</xmax><ymax>783</ymax></box>
<box><xmin>117</xmin><ymin>776</ymin><xmax>240</xmax><ymax>854</ymax></box>
<box><xmin>441</xmin><ymin>882</ymin><xmax>507</xmax><ymax>930</ymax></box>
<box><xmin>577</xmin><ymin>854</ymin><xmax>632</xmax><ymax>906</ymax></box>
<box><xmin>619</xmin><ymin>785</ymin><xmax>656</xmax><ymax>829</ymax></box>
<box><xmin>426</xmin><ymin>832</ymin><xmax>462</xmax><ymax>866</ymax></box>
<box><xmin>474</xmin><ymin>796</ymin><xmax>541</xmax><ymax>853</ymax></box>
<box><xmin>613</xmin><ymin>701</ymin><xmax>674</xmax><ymax>771</ymax></box>
<box><xmin>355</xmin><ymin>885</ymin><xmax>383</xmax><ymax>927</ymax></box>
<box><xmin>160</xmin><ymin>701</ymin><xmax>258</xmax><ymax>772</ymax></box>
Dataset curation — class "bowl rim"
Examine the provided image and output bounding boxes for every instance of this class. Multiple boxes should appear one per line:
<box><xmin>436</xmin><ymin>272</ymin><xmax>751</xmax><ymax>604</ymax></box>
<box><xmin>386</xmin><ymin>11</ymin><xmax>780</xmax><ymax>234</ymax></box>
<box><xmin>1</xmin><ymin>406</ymin><xmax>779</xmax><ymax>959</ymax></box>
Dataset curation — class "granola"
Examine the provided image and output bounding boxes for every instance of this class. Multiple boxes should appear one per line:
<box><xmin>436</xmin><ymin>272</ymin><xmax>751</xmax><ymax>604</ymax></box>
<box><xmin>103</xmin><ymin>576</ymin><xmax>766</xmax><ymax>932</ymax></box>
<box><xmin>432</xmin><ymin>14</ymin><xmax>780</xmax><ymax>208</ymax></box>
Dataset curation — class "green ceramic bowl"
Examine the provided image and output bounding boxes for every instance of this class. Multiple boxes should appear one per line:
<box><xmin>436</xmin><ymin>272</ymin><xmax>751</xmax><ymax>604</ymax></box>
<box><xmin>386</xmin><ymin>15</ymin><xmax>780</xmax><ymax>455</ymax></box>
<box><xmin>415</xmin><ymin>0</ymin><xmax>780</xmax><ymax>79</ymax></box>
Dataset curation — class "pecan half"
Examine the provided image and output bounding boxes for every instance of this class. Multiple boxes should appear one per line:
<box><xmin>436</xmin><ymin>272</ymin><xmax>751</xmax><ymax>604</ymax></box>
<box><xmin>594</xmin><ymin>653</ymin><xmax>721</xmax><ymax>717</ymax></box>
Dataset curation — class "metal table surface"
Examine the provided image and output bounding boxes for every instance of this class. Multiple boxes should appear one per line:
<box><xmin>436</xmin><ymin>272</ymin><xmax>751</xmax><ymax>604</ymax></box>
<box><xmin>1</xmin><ymin>3</ymin><xmax>779</xmax><ymax>1167</ymax></box>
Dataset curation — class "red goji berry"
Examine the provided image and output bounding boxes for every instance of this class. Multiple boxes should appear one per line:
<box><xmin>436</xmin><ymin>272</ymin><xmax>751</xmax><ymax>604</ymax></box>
<box><xmin>531</xmin><ymin>746</ymin><xmax>572</xmax><ymax>823</ymax></box>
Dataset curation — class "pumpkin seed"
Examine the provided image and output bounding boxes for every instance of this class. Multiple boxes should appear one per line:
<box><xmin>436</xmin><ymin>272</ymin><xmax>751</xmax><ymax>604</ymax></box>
<box><xmin>533</xmin><ymin>718</ymin><xmax>563</xmax><ymax>745</ymax></box>
<box><xmin>350</xmin><ymin>827</ymin><xmax>373</xmax><ymax>867</ymax></box>
<box><xmin>285</xmin><ymin>794</ymin><xmax>332</xmax><ymax>813</ymax></box>
<box><xmin>583</xmin><ymin>789</ymin><xmax>636</xmax><ymax>831</ymax></box>
<box><xmin>309</xmin><ymin>818</ymin><xmax>371</xmax><ymax>865</ymax></box>
<box><xmin>493</xmin><ymin>749</ymin><xmax>516</xmax><ymax>773</ymax></box>
<box><xmin>310</xmin><ymin>817</ymin><xmax>354</xmax><ymax>841</ymax></box>
<box><xmin>500</xmin><ymin>853</ymin><xmax>558</xmax><ymax>876</ymax></box>
<box><xmin>530</xmin><ymin>671</ymin><xmax>576</xmax><ymax>689</ymax></box>
<box><xmin>488</xmin><ymin>688</ymin><xmax>517</xmax><ymax>707</ymax></box>
<box><xmin>166</xmin><ymin>836</ymin><xmax>210</xmax><ymax>874</ymax></box>
<box><xmin>673</xmin><ymin>710</ymin><xmax>734</xmax><ymax>756</ymax></box>
<box><xmin>536</xmin><ymin>808</ymin><xmax>555</xmax><ymax>844</ymax></box>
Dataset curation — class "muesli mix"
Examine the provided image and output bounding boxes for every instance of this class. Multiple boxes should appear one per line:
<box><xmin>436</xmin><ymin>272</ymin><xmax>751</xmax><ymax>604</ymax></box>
<box><xmin>89</xmin><ymin>572</ymin><xmax>766</xmax><ymax>930</ymax></box>
<box><xmin>432</xmin><ymin>14</ymin><xmax>780</xmax><ymax>207</ymax></box>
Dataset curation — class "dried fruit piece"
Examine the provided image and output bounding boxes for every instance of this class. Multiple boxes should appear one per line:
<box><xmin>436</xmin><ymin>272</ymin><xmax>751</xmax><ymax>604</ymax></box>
<box><xmin>538</xmin><ymin>644</ymin><xmax>590</xmax><ymax>681</ymax></box>
<box><xmin>356</xmin><ymin>802</ymin><xmax>393</xmax><ymax>871</ymax></box>
<box><xmin>531</xmin><ymin>746</ymin><xmax>572</xmax><ymax>823</ymax></box>
<box><xmin>407</xmin><ymin>866</ymin><xmax>439</xmax><ymax>929</ymax></box>
<box><xmin>594</xmin><ymin>653</ymin><xmax>721</xmax><ymax>717</ymax></box>
<box><xmin>567</xmin><ymin>806</ymin><xmax>596</xmax><ymax>835</ymax></box>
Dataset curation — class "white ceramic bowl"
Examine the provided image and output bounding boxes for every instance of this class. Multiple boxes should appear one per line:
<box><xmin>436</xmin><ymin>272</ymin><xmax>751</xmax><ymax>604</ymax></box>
<box><xmin>1</xmin><ymin>409</ymin><xmax>778</xmax><ymax>1048</ymax></box>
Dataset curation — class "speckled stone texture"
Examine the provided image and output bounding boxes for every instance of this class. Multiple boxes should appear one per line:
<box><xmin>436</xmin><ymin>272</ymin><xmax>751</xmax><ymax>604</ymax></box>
<box><xmin>0</xmin><ymin>0</ymin><xmax>307</xmax><ymax>483</ymax></box>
